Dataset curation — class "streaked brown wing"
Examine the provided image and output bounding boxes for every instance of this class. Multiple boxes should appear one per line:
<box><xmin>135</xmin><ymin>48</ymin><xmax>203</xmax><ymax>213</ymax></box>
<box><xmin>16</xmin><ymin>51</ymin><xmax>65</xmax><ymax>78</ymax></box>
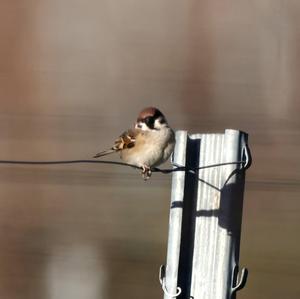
<box><xmin>113</xmin><ymin>129</ymin><xmax>137</xmax><ymax>151</ymax></box>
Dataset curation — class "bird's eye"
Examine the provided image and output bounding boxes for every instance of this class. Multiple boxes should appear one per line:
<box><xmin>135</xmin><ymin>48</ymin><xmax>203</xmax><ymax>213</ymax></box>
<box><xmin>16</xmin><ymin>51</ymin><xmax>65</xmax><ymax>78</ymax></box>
<box><xmin>144</xmin><ymin>116</ymin><xmax>155</xmax><ymax>128</ymax></box>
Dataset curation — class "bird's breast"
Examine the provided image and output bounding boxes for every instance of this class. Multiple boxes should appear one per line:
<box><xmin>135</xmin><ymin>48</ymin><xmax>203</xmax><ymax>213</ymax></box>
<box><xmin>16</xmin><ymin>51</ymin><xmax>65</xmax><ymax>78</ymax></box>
<box><xmin>120</xmin><ymin>128</ymin><xmax>174</xmax><ymax>167</ymax></box>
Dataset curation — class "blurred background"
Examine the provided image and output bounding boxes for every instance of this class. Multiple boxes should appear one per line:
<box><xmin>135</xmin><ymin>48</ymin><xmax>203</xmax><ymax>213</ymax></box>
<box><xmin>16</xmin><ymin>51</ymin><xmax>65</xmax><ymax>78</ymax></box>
<box><xmin>0</xmin><ymin>1</ymin><xmax>299</xmax><ymax>298</ymax></box>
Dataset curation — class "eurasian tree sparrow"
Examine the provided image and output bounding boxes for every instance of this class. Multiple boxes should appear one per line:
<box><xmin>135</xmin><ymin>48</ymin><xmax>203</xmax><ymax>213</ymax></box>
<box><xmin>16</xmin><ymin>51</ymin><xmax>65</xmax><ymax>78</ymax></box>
<box><xmin>93</xmin><ymin>107</ymin><xmax>175</xmax><ymax>179</ymax></box>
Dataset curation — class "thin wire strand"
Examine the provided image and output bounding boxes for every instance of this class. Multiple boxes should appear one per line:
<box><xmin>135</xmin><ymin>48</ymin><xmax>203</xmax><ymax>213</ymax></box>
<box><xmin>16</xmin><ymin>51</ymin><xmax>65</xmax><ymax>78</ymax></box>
<box><xmin>0</xmin><ymin>159</ymin><xmax>246</xmax><ymax>173</ymax></box>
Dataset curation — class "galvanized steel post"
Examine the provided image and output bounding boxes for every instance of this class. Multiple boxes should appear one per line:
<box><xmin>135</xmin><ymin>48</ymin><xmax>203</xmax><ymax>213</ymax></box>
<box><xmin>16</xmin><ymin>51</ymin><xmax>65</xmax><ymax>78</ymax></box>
<box><xmin>160</xmin><ymin>130</ymin><xmax>251</xmax><ymax>299</ymax></box>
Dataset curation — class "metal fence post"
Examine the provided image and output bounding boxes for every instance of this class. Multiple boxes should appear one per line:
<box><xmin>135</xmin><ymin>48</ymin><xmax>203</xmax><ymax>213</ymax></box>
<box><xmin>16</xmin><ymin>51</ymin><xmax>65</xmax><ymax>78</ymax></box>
<box><xmin>160</xmin><ymin>129</ymin><xmax>251</xmax><ymax>299</ymax></box>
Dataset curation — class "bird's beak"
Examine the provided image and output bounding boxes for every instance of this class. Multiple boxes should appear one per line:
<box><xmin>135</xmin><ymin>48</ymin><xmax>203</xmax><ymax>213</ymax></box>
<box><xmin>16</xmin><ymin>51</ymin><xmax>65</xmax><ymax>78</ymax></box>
<box><xmin>135</xmin><ymin>122</ymin><xmax>142</xmax><ymax>129</ymax></box>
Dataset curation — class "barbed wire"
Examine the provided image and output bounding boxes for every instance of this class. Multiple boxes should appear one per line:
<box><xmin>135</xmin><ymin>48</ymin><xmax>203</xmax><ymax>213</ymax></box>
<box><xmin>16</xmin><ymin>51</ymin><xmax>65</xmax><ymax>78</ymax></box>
<box><xmin>0</xmin><ymin>159</ymin><xmax>246</xmax><ymax>173</ymax></box>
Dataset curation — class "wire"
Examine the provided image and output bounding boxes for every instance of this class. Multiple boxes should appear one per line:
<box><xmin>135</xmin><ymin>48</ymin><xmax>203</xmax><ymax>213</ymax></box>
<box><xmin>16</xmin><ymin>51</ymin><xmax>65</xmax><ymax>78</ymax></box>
<box><xmin>0</xmin><ymin>159</ymin><xmax>246</xmax><ymax>173</ymax></box>
<box><xmin>0</xmin><ymin>159</ymin><xmax>138</xmax><ymax>167</ymax></box>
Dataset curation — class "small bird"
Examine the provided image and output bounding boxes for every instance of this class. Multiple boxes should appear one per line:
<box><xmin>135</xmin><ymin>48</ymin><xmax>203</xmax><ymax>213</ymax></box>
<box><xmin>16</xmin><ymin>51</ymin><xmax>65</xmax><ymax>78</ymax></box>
<box><xmin>93</xmin><ymin>107</ymin><xmax>175</xmax><ymax>179</ymax></box>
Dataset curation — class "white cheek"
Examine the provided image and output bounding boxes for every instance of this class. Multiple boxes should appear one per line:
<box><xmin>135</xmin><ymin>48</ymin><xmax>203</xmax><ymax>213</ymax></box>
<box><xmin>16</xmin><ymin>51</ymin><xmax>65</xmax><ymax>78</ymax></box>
<box><xmin>140</xmin><ymin>123</ymin><xmax>149</xmax><ymax>131</ymax></box>
<box><xmin>154</xmin><ymin>119</ymin><xmax>165</xmax><ymax>130</ymax></box>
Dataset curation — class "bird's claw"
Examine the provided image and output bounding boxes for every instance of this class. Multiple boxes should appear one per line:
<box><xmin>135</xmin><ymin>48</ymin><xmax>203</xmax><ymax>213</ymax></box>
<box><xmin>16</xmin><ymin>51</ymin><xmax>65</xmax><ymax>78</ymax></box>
<box><xmin>141</xmin><ymin>165</ymin><xmax>152</xmax><ymax>180</ymax></box>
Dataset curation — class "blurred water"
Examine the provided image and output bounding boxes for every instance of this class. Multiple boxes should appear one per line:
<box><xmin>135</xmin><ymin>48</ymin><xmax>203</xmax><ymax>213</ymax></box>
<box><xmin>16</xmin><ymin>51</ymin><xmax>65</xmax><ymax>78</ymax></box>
<box><xmin>0</xmin><ymin>1</ymin><xmax>299</xmax><ymax>298</ymax></box>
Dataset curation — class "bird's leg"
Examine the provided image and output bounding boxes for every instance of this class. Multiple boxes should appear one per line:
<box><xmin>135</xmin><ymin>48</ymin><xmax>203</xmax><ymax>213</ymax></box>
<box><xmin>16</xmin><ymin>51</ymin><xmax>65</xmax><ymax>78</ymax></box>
<box><xmin>141</xmin><ymin>165</ymin><xmax>152</xmax><ymax>180</ymax></box>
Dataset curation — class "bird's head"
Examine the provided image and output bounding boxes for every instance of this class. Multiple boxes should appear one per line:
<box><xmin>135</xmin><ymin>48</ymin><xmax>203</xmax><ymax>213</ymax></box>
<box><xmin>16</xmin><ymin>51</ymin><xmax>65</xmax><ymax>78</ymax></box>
<box><xmin>135</xmin><ymin>107</ymin><xmax>169</xmax><ymax>131</ymax></box>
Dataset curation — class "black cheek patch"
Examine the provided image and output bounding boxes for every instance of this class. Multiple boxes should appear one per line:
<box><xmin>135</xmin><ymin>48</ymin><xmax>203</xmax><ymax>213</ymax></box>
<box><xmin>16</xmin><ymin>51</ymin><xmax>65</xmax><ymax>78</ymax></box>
<box><xmin>159</xmin><ymin>117</ymin><xmax>166</xmax><ymax>124</ymax></box>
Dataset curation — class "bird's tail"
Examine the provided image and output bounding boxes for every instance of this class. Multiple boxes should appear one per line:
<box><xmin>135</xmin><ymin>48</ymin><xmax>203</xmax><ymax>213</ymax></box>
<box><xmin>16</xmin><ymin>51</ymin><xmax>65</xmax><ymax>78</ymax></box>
<box><xmin>93</xmin><ymin>148</ymin><xmax>116</xmax><ymax>158</ymax></box>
